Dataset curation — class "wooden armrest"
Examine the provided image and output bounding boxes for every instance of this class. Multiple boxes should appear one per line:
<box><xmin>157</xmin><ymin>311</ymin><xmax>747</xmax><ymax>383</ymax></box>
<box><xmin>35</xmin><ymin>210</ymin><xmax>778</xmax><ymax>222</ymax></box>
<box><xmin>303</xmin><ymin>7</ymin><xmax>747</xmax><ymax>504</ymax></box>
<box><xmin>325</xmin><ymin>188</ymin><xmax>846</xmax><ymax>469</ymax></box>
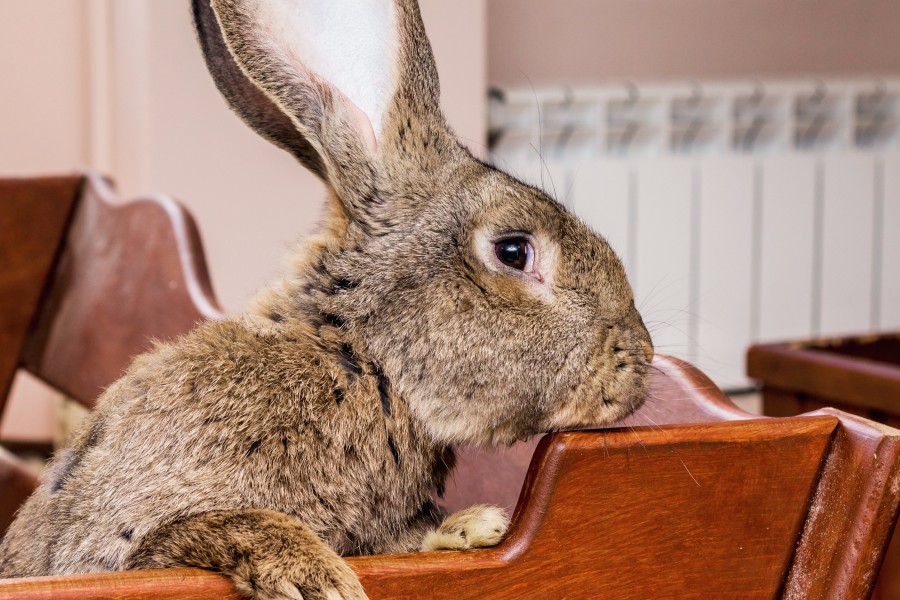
<box><xmin>0</xmin><ymin>569</ymin><xmax>237</xmax><ymax>600</ymax></box>
<box><xmin>5</xmin><ymin>413</ymin><xmax>885</xmax><ymax>599</ymax></box>
<box><xmin>748</xmin><ymin>334</ymin><xmax>900</xmax><ymax>415</ymax></box>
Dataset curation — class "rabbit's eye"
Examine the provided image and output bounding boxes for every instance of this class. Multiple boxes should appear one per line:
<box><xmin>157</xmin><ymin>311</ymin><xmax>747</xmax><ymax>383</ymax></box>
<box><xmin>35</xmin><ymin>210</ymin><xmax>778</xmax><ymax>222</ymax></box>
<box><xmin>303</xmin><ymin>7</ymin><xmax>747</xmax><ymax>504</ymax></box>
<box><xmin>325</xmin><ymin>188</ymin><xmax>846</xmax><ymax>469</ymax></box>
<box><xmin>494</xmin><ymin>238</ymin><xmax>533</xmax><ymax>271</ymax></box>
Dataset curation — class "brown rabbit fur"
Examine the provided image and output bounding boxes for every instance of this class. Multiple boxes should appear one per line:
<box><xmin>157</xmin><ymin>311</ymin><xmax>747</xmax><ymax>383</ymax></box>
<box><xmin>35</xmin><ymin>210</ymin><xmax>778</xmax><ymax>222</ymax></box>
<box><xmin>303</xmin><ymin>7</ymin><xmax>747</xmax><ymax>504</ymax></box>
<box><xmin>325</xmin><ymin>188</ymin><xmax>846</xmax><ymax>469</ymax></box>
<box><xmin>0</xmin><ymin>0</ymin><xmax>653</xmax><ymax>598</ymax></box>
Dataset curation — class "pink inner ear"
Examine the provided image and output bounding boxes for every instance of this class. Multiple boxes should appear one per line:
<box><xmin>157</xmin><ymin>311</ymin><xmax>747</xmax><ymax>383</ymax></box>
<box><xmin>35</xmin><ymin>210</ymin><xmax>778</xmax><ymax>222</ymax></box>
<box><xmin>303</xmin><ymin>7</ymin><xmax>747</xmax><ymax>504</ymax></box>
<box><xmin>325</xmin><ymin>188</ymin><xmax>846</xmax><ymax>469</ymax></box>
<box><xmin>342</xmin><ymin>93</ymin><xmax>378</xmax><ymax>154</ymax></box>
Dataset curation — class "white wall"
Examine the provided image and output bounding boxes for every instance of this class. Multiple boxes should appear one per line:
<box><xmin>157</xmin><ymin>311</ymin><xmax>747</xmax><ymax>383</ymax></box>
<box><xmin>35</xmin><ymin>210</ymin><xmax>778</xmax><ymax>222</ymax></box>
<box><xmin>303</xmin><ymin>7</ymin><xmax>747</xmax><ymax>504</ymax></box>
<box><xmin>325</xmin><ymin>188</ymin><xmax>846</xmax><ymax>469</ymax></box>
<box><xmin>0</xmin><ymin>0</ymin><xmax>487</xmax><ymax>442</ymax></box>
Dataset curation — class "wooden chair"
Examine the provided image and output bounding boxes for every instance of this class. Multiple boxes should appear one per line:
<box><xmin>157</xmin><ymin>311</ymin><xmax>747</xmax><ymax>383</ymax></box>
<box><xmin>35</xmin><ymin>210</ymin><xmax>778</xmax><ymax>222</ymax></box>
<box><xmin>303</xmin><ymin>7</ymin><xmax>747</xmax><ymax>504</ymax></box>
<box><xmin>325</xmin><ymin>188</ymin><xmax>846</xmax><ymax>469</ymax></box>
<box><xmin>750</xmin><ymin>334</ymin><xmax>900</xmax><ymax>599</ymax></box>
<box><xmin>2</xmin><ymin>174</ymin><xmax>899</xmax><ymax>599</ymax></box>
<box><xmin>0</xmin><ymin>173</ymin><xmax>222</xmax><ymax>535</ymax></box>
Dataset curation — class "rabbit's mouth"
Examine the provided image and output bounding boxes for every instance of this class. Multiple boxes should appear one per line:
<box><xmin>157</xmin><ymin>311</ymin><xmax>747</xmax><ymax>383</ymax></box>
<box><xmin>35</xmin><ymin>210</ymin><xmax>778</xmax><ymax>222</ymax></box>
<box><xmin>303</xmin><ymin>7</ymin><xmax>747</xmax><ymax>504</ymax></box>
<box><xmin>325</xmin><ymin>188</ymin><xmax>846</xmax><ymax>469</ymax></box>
<box><xmin>539</xmin><ymin>332</ymin><xmax>652</xmax><ymax>434</ymax></box>
<box><xmin>540</xmin><ymin>377</ymin><xmax>649</xmax><ymax>435</ymax></box>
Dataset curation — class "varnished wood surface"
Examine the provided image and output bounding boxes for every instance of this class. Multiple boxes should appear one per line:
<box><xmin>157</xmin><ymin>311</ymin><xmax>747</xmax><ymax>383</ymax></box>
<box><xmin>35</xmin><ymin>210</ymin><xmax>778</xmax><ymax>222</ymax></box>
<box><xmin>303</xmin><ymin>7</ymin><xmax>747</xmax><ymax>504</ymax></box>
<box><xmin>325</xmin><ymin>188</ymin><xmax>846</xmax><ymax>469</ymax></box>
<box><xmin>0</xmin><ymin>415</ymin><xmax>841</xmax><ymax>599</ymax></box>
<box><xmin>0</xmin><ymin>176</ymin><xmax>82</xmax><ymax>409</ymax></box>
<box><xmin>0</xmin><ymin>176</ymin><xmax>81</xmax><ymax>536</ymax></box>
<box><xmin>20</xmin><ymin>173</ymin><xmax>223</xmax><ymax>406</ymax></box>
<box><xmin>748</xmin><ymin>333</ymin><xmax>900</xmax><ymax>415</ymax></box>
<box><xmin>785</xmin><ymin>408</ymin><xmax>900</xmax><ymax>599</ymax></box>
<box><xmin>352</xmin><ymin>416</ymin><xmax>837</xmax><ymax>599</ymax></box>
<box><xmin>0</xmin><ymin>568</ymin><xmax>240</xmax><ymax>600</ymax></box>
<box><xmin>750</xmin><ymin>334</ymin><xmax>900</xmax><ymax>599</ymax></box>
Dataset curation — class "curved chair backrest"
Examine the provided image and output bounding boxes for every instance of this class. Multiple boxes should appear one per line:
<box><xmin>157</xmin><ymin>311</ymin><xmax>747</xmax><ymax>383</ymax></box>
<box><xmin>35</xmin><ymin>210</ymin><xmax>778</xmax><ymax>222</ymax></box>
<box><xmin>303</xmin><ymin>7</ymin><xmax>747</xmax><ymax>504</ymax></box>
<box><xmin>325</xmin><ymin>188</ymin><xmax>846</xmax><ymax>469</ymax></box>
<box><xmin>0</xmin><ymin>173</ymin><xmax>223</xmax><ymax>533</ymax></box>
<box><xmin>1</xmin><ymin>173</ymin><xmax>222</xmax><ymax>409</ymax></box>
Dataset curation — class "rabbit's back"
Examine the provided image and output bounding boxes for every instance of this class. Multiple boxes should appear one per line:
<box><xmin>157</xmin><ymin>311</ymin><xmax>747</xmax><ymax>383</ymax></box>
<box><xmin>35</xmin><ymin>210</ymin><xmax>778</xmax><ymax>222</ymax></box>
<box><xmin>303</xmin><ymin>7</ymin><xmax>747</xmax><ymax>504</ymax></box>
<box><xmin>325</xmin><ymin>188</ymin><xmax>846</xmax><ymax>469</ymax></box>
<box><xmin>0</xmin><ymin>316</ymin><xmax>446</xmax><ymax>576</ymax></box>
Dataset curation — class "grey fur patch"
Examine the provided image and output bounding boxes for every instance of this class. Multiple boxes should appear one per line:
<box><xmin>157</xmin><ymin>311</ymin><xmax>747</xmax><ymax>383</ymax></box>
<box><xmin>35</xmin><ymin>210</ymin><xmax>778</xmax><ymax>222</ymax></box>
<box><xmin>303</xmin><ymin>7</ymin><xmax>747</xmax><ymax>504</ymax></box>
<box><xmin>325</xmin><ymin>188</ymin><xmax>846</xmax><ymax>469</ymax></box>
<box><xmin>50</xmin><ymin>420</ymin><xmax>103</xmax><ymax>493</ymax></box>
<box><xmin>50</xmin><ymin>450</ymin><xmax>80</xmax><ymax>493</ymax></box>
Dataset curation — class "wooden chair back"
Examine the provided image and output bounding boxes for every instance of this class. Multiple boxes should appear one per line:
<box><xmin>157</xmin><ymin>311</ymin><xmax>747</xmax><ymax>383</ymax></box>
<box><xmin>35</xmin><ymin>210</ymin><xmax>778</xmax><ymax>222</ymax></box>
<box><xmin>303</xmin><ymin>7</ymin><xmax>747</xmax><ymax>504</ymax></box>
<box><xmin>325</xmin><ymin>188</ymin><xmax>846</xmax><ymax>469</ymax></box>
<box><xmin>1</xmin><ymin>175</ymin><xmax>899</xmax><ymax>598</ymax></box>
<box><xmin>0</xmin><ymin>174</ymin><xmax>222</xmax><ymax>533</ymax></box>
<box><xmin>750</xmin><ymin>333</ymin><xmax>900</xmax><ymax>599</ymax></box>
<box><xmin>0</xmin><ymin>174</ymin><xmax>222</xmax><ymax>409</ymax></box>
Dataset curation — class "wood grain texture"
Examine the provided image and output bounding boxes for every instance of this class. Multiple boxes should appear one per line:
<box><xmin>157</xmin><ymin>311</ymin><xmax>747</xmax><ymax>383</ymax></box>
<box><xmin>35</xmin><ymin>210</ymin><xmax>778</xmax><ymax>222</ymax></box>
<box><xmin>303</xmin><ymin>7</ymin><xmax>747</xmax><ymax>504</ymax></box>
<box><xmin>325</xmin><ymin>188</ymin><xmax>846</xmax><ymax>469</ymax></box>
<box><xmin>750</xmin><ymin>333</ymin><xmax>900</xmax><ymax>599</ymax></box>
<box><xmin>352</xmin><ymin>416</ymin><xmax>837</xmax><ymax>599</ymax></box>
<box><xmin>0</xmin><ymin>176</ymin><xmax>82</xmax><ymax>409</ymax></box>
<box><xmin>19</xmin><ymin>173</ymin><xmax>223</xmax><ymax>406</ymax></box>
<box><xmin>0</xmin><ymin>568</ymin><xmax>239</xmax><ymax>600</ymax></box>
<box><xmin>748</xmin><ymin>333</ymin><xmax>900</xmax><ymax>415</ymax></box>
<box><xmin>785</xmin><ymin>409</ymin><xmax>900</xmax><ymax>599</ymax></box>
<box><xmin>0</xmin><ymin>415</ymin><xmax>839</xmax><ymax>599</ymax></box>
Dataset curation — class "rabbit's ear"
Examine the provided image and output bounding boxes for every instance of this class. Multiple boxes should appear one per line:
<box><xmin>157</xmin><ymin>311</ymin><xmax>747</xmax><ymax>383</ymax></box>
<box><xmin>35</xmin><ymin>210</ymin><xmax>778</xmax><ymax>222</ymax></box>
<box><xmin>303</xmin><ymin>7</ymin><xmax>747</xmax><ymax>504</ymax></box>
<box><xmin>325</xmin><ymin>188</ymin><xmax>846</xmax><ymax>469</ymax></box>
<box><xmin>195</xmin><ymin>0</ymin><xmax>443</xmax><ymax>201</ymax></box>
<box><xmin>193</xmin><ymin>0</ymin><xmax>327</xmax><ymax>179</ymax></box>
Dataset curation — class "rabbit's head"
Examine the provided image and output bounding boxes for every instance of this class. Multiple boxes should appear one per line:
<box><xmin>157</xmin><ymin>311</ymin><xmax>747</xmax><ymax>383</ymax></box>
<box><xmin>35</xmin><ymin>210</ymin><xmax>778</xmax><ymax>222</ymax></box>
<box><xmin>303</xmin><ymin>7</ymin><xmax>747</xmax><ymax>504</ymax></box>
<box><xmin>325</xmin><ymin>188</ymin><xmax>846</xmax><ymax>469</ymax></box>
<box><xmin>195</xmin><ymin>0</ymin><xmax>653</xmax><ymax>446</ymax></box>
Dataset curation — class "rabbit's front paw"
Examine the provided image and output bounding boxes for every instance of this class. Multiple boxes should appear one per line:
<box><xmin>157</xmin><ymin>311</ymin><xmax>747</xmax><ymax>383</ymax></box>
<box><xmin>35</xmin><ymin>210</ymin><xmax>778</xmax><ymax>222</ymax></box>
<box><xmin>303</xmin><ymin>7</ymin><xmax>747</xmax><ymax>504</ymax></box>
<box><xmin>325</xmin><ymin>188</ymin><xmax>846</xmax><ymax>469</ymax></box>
<box><xmin>421</xmin><ymin>504</ymin><xmax>509</xmax><ymax>551</ymax></box>
<box><xmin>234</xmin><ymin>552</ymin><xmax>366</xmax><ymax>600</ymax></box>
<box><xmin>125</xmin><ymin>510</ymin><xmax>367</xmax><ymax>600</ymax></box>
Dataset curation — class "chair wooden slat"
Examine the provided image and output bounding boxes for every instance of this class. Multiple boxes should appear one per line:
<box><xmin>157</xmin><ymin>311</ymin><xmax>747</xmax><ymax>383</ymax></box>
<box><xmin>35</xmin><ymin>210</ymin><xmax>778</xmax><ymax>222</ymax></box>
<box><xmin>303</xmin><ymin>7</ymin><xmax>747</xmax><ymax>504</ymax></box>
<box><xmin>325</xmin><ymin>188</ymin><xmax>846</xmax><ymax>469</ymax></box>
<box><xmin>0</xmin><ymin>568</ymin><xmax>239</xmax><ymax>600</ymax></box>
<box><xmin>750</xmin><ymin>333</ymin><xmax>900</xmax><ymax>598</ymax></box>
<box><xmin>0</xmin><ymin>176</ymin><xmax>82</xmax><ymax>409</ymax></box>
<box><xmin>0</xmin><ymin>173</ymin><xmax>225</xmax><ymax>537</ymax></box>
<box><xmin>783</xmin><ymin>409</ymin><xmax>900</xmax><ymax>598</ymax></box>
<box><xmin>19</xmin><ymin>174</ymin><xmax>223</xmax><ymax>407</ymax></box>
<box><xmin>748</xmin><ymin>334</ymin><xmax>900</xmax><ymax>416</ymax></box>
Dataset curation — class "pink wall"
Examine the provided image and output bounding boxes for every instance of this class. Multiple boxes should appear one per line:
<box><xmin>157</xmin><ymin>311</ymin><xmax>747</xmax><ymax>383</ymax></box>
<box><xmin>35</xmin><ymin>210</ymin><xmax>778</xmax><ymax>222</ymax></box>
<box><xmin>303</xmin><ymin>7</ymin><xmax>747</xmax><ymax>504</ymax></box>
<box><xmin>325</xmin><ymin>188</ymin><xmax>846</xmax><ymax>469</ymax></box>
<box><xmin>489</xmin><ymin>0</ymin><xmax>900</xmax><ymax>85</ymax></box>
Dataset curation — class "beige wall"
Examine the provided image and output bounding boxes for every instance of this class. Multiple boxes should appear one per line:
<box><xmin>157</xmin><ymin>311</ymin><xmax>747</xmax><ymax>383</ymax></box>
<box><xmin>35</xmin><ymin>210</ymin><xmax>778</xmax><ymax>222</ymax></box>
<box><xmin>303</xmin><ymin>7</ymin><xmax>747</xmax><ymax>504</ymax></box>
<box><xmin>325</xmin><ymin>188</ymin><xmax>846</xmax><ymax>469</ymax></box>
<box><xmin>0</xmin><ymin>0</ymin><xmax>486</xmax><ymax>442</ymax></box>
<box><xmin>489</xmin><ymin>0</ymin><xmax>900</xmax><ymax>85</ymax></box>
<box><xmin>0</xmin><ymin>1</ymin><xmax>90</xmax><ymax>173</ymax></box>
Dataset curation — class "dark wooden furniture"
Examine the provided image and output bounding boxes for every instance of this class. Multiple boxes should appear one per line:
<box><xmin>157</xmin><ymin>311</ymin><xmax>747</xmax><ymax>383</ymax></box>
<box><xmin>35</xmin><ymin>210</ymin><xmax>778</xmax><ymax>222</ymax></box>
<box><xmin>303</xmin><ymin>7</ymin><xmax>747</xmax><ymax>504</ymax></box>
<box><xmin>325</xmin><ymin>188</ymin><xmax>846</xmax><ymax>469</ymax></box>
<box><xmin>1</xmin><ymin>175</ymin><xmax>900</xmax><ymax>598</ymax></box>
<box><xmin>0</xmin><ymin>174</ymin><xmax>223</xmax><ymax>534</ymax></box>
<box><xmin>749</xmin><ymin>334</ymin><xmax>900</xmax><ymax>423</ymax></box>
<box><xmin>750</xmin><ymin>333</ymin><xmax>900</xmax><ymax>600</ymax></box>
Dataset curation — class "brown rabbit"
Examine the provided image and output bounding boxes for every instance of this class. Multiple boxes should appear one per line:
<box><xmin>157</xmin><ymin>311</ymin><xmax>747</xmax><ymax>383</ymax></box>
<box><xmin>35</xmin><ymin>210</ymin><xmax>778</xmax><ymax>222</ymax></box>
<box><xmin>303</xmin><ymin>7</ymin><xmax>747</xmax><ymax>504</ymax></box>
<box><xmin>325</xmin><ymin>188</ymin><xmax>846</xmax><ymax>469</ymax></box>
<box><xmin>0</xmin><ymin>0</ymin><xmax>653</xmax><ymax>598</ymax></box>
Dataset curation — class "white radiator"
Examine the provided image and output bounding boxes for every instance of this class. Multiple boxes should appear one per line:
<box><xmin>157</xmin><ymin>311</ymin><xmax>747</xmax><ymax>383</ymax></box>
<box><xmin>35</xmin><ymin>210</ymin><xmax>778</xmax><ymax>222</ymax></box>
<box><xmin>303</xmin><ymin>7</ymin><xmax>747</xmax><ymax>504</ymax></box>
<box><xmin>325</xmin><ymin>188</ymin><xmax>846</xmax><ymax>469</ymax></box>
<box><xmin>488</xmin><ymin>78</ymin><xmax>900</xmax><ymax>391</ymax></box>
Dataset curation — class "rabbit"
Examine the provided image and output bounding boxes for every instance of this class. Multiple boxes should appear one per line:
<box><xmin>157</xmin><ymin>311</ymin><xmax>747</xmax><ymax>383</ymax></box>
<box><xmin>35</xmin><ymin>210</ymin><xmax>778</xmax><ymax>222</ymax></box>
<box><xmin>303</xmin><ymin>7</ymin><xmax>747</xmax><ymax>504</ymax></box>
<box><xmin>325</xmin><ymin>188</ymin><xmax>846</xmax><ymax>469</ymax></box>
<box><xmin>0</xmin><ymin>0</ymin><xmax>654</xmax><ymax>598</ymax></box>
